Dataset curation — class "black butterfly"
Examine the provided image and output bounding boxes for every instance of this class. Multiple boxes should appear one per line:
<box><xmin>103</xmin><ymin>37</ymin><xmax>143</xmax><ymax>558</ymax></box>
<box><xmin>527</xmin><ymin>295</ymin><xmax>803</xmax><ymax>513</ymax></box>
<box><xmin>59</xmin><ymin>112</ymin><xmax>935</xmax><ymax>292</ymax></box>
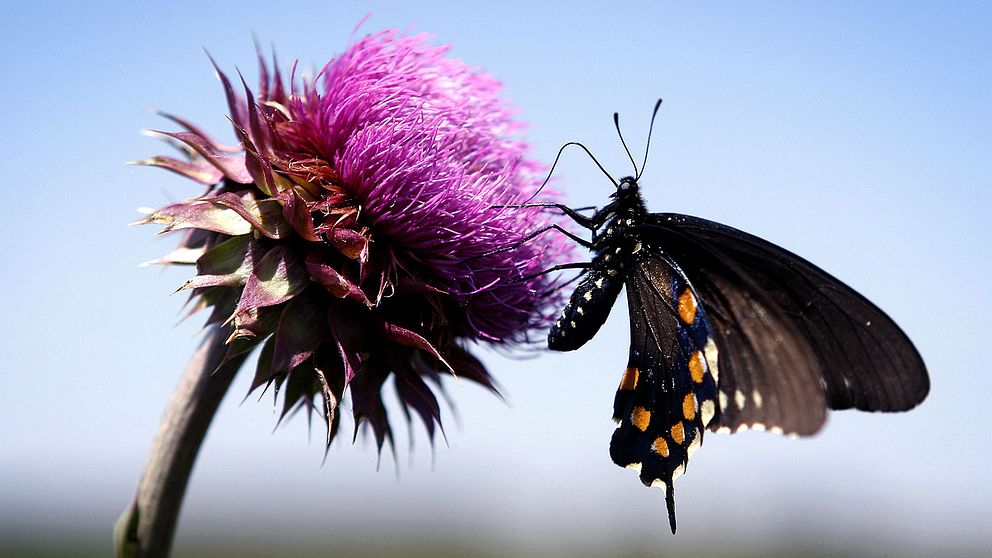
<box><xmin>536</xmin><ymin>100</ymin><xmax>929</xmax><ymax>533</ymax></box>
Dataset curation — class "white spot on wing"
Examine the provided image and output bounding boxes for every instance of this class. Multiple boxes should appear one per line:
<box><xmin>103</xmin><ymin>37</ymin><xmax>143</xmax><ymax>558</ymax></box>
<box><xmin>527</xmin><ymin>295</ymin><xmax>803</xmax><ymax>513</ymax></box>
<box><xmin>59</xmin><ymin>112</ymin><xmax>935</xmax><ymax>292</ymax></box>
<box><xmin>607</xmin><ymin>269</ymin><xmax>618</xmax><ymax>276</ymax></box>
<box><xmin>626</xmin><ymin>462</ymin><xmax>643</xmax><ymax>472</ymax></box>
<box><xmin>752</xmin><ymin>390</ymin><xmax>763</xmax><ymax>409</ymax></box>
<box><xmin>704</xmin><ymin>338</ymin><xmax>719</xmax><ymax>383</ymax></box>
<box><xmin>736</xmin><ymin>424</ymin><xmax>749</xmax><ymax>433</ymax></box>
<box><xmin>718</xmin><ymin>391</ymin><xmax>728</xmax><ymax>411</ymax></box>
<box><xmin>734</xmin><ymin>390</ymin><xmax>746</xmax><ymax>410</ymax></box>
<box><xmin>583</xmin><ymin>291</ymin><xmax>592</xmax><ymax>301</ymax></box>
<box><xmin>700</xmin><ymin>399</ymin><xmax>716</xmax><ymax>426</ymax></box>
<box><xmin>716</xmin><ymin>426</ymin><xmax>731</xmax><ymax>434</ymax></box>
<box><xmin>650</xmin><ymin>479</ymin><xmax>667</xmax><ymax>491</ymax></box>
<box><xmin>751</xmin><ymin>422</ymin><xmax>766</xmax><ymax>432</ymax></box>
<box><xmin>672</xmin><ymin>464</ymin><xmax>685</xmax><ymax>481</ymax></box>
<box><xmin>770</xmin><ymin>426</ymin><xmax>784</xmax><ymax>435</ymax></box>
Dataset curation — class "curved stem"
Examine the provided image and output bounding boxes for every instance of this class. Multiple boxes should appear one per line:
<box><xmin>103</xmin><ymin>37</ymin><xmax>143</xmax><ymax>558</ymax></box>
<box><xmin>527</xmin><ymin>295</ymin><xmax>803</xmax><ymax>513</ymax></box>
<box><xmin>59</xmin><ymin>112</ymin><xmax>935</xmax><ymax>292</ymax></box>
<box><xmin>115</xmin><ymin>325</ymin><xmax>248</xmax><ymax>558</ymax></box>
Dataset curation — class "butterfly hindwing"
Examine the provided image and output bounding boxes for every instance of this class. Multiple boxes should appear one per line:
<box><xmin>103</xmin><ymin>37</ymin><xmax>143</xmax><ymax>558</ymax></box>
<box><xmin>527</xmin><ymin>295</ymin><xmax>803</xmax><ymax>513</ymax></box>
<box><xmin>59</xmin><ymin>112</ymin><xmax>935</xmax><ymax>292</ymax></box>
<box><xmin>611</xmin><ymin>251</ymin><xmax>719</xmax><ymax>533</ymax></box>
<box><xmin>698</xmin><ymin>271</ymin><xmax>828</xmax><ymax>435</ymax></box>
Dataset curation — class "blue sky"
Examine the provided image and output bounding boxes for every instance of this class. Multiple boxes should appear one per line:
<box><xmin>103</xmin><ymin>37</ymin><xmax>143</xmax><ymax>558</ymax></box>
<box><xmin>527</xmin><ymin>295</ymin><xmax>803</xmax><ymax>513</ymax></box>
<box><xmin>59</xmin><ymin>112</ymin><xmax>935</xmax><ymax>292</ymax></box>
<box><xmin>2</xmin><ymin>1</ymin><xmax>990</xmax><ymax>555</ymax></box>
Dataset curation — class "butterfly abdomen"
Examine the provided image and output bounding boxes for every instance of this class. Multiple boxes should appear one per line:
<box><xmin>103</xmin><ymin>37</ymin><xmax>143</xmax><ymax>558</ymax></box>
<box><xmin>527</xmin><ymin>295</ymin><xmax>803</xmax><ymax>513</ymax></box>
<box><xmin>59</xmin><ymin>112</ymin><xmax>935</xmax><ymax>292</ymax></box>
<box><xmin>548</xmin><ymin>265</ymin><xmax>625</xmax><ymax>351</ymax></box>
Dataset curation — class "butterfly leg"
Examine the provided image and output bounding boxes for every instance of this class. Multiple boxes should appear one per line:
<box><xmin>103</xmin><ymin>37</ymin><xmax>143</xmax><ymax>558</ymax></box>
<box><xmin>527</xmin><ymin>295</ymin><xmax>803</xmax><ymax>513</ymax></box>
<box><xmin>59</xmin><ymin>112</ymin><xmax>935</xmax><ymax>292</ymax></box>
<box><xmin>464</xmin><ymin>224</ymin><xmax>594</xmax><ymax>263</ymax></box>
<box><xmin>489</xmin><ymin>261</ymin><xmax>593</xmax><ymax>289</ymax></box>
<box><xmin>538</xmin><ymin>266</ymin><xmax>590</xmax><ymax>297</ymax></box>
<box><xmin>492</xmin><ymin>202</ymin><xmax>600</xmax><ymax>230</ymax></box>
<box><xmin>517</xmin><ymin>261</ymin><xmax>593</xmax><ymax>283</ymax></box>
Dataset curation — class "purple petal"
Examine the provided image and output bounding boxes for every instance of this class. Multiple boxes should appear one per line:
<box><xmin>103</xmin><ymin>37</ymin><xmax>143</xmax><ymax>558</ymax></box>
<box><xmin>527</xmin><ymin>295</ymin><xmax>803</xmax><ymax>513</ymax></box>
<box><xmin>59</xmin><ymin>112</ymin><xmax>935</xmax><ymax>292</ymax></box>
<box><xmin>327</xmin><ymin>311</ymin><xmax>363</xmax><ymax>387</ymax></box>
<box><xmin>235</xmin><ymin>245</ymin><xmax>307</xmax><ymax>313</ymax></box>
<box><xmin>348</xmin><ymin>368</ymin><xmax>392</xmax><ymax>452</ymax></box>
<box><xmin>277</xmin><ymin>363</ymin><xmax>319</xmax><ymax>424</ymax></box>
<box><xmin>325</xmin><ymin>228</ymin><xmax>368</xmax><ymax>261</ymax></box>
<box><xmin>247</xmin><ymin>336</ymin><xmax>276</xmax><ymax>393</ymax></box>
<box><xmin>228</xmin><ymin>304</ymin><xmax>280</xmax><ymax>342</ymax></box>
<box><xmin>227</xmin><ymin>118</ymin><xmax>281</xmax><ymax>197</ymax></box>
<box><xmin>446</xmin><ymin>344</ymin><xmax>498</xmax><ymax>393</ymax></box>
<box><xmin>213</xmin><ymin>191</ymin><xmax>291</xmax><ymax>239</ymax></box>
<box><xmin>305</xmin><ymin>254</ymin><xmax>372</xmax><ymax>308</ymax></box>
<box><xmin>140</xmin><ymin>245</ymin><xmax>205</xmax><ymax>266</ymax></box>
<box><xmin>395</xmin><ymin>370</ymin><xmax>442</xmax><ymax>440</ymax></box>
<box><xmin>279</xmin><ymin>190</ymin><xmax>320</xmax><ymax>241</ymax></box>
<box><xmin>239</xmin><ymin>72</ymin><xmax>273</xmax><ymax>159</ymax></box>
<box><xmin>146</xmin><ymin>130</ymin><xmax>252</xmax><ymax>183</ymax></box>
<box><xmin>133</xmin><ymin>199</ymin><xmax>252</xmax><ymax>237</ymax></box>
<box><xmin>314</xmin><ymin>364</ymin><xmax>341</xmax><ymax>446</ymax></box>
<box><xmin>206</xmin><ymin>52</ymin><xmax>249</xmax><ymax>140</ymax></box>
<box><xmin>271</xmin><ymin>290</ymin><xmax>329</xmax><ymax>375</ymax></box>
<box><xmin>130</xmin><ymin>155</ymin><xmax>224</xmax><ymax>185</ymax></box>
<box><xmin>196</xmin><ymin>234</ymin><xmax>254</xmax><ymax>275</ymax></box>
<box><xmin>156</xmin><ymin>110</ymin><xmax>242</xmax><ymax>152</ymax></box>
<box><xmin>177</xmin><ymin>235</ymin><xmax>254</xmax><ymax>290</ymax></box>
<box><xmin>378</xmin><ymin>321</ymin><xmax>453</xmax><ymax>374</ymax></box>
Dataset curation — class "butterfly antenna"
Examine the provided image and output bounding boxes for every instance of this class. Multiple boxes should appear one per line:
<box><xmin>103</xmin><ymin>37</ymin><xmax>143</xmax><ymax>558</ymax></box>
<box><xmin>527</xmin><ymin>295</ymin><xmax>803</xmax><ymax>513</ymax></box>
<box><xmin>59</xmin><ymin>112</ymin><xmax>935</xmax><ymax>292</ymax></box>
<box><xmin>522</xmin><ymin>141</ymin><xmax>618</xmax><ymax>204</ymax></box>
<box><xmin>614</xmin><ymin>112</ymin><xmax>639</xmax><ymax>176</ymax></box>
<box><xmin>636</xmin><ymin>98</ymin><xmax>663</xmax><ymax>181</ymax></box>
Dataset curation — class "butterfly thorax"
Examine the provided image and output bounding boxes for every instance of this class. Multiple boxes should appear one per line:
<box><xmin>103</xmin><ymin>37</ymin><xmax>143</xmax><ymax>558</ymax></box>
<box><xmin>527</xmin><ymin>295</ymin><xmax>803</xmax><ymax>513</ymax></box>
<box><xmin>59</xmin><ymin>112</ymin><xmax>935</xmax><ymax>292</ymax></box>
<box><xmin>548</xmin><ymin>176</ymin><xmax>647</xmax><ymax>351</ymax></box>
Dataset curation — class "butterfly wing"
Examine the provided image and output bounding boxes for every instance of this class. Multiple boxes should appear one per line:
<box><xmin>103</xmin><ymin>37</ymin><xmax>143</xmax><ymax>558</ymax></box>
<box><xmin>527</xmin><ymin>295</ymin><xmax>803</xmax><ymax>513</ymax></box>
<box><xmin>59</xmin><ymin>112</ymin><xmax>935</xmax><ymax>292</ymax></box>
<box><xmin>611</xmin><ymin>251</ymin><xmax>720</xmax><ymax>533</ymax></box>
<box><xmin>639</xmin><ymin>213</ymin><xmax>929</xmax><ymax>435</ymax></box>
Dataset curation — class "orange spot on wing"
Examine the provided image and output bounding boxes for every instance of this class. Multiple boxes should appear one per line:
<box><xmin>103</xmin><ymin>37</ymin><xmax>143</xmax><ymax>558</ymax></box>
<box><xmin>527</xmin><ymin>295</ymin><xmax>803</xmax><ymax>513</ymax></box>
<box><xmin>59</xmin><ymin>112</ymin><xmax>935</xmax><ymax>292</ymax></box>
<box><xmin>671</xmin><ymin>422</ymin><xmax>685</xmax><ymax>445</ymax></box>
<box><xmin>619</xmin><ymin>367</ymin><xmax>639</xmax><ymax>391</ymax></box>
<box><xmin>678</xmin><ymin>288</ymin><xmax>697</xmax><ymax>324</ymax></box>
<box><xmin>652</xmin><ymin>436</ymin><xmax>670</xmax><ymax>457</ymax></box>
<box><xmin>689</xmin><ymin>351</ymin><xmax>705</xmax><ymax>383</ymax></box>
<box><xmin>632</xmin><ymin>407</ymin><xmax>651</xmax><ymax>431</ymax></box>
<box><xmin>683</xmin><ymin>393</ymin><xmax>697</xmax><ymax>420</ymax></box>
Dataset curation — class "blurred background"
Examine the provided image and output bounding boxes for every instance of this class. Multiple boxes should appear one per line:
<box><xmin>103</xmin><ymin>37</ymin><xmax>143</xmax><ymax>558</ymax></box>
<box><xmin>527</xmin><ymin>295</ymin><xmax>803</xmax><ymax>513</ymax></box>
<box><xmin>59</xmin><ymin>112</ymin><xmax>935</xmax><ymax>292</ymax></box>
<box><xmin>2</xmin><ymin>1</ymin><xmax>989</xmax><ymax>557</ymax></box>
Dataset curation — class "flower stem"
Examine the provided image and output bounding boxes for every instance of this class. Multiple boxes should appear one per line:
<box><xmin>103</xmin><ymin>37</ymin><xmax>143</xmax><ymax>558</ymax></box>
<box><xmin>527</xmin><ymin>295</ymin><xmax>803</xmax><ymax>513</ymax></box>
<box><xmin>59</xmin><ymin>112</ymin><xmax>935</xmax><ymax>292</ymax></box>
<box><xmin>115</xmin><ymin>325</ymin><xmax>247</xmax><ymax>558</ymax></box>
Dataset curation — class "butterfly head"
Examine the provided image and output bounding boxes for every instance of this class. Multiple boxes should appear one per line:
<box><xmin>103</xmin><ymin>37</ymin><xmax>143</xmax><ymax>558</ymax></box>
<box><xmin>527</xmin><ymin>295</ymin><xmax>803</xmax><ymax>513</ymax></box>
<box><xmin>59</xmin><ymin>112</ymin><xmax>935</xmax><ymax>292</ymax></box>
<box><xmin>613</xmin><ymin>176</ymin><xmax>641</xmax><ymax>201</ymax></box>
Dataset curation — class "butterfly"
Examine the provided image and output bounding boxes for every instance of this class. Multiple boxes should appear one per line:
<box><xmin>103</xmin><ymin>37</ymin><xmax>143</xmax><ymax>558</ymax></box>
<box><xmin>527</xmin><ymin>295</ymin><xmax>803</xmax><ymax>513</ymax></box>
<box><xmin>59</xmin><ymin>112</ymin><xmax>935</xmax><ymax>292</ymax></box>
<box><xmin>537</xmin><ymin>100</ymin><xmax>929</xmax><ymax>533</ymax></box>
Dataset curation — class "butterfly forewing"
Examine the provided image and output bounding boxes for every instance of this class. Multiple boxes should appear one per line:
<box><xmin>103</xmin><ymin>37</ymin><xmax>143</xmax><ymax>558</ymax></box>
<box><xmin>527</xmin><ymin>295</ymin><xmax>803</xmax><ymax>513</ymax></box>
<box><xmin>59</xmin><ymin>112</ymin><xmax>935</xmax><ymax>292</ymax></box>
<box><xmin>641</xmin><ymin>214</ymin><xmax>929</xmax><ymax>416</ymax></box>
<box><xmin>611</xmin><ymin>252</ymin><xmax>719</xmax><ymax>533</ymax></box>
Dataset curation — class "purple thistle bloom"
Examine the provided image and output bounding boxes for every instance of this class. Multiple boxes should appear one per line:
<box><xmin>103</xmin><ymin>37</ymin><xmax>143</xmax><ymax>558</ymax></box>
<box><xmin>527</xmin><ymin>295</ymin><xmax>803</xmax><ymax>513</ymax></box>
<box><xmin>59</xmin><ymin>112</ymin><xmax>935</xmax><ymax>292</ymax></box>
<box><xmin>135</xmin><ymin>30</ymin><xmax>572</xmax><ymax>452</ymax></box>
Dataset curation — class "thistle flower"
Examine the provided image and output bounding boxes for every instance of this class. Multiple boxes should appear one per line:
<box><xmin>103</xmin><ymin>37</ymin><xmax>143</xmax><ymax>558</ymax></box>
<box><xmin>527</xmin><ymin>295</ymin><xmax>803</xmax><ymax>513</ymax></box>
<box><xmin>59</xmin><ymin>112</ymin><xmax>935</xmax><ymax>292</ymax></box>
<box><xmin>135</xmin><ymin>31</ymin><xmax>570</xmax><ymax>453</ymax></box>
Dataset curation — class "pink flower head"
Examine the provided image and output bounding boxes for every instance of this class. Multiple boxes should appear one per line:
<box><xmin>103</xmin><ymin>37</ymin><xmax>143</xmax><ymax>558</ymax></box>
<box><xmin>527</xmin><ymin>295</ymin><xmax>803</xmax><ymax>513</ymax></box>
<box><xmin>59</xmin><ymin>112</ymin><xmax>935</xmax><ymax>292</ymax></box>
<box><xmin>135</xmin><ymin>30</ymin><xmax>571</xmax><ymax>452</ymax></box>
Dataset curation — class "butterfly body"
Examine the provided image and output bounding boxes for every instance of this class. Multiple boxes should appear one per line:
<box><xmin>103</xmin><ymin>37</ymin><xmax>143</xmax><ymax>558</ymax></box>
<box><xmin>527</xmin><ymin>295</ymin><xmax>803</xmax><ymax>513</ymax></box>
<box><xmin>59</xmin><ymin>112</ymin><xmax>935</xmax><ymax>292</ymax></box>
<box><xmin>544</xmin><ymin>103</ymin><xmax>929</xmax><ymax>534</ymax></box>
